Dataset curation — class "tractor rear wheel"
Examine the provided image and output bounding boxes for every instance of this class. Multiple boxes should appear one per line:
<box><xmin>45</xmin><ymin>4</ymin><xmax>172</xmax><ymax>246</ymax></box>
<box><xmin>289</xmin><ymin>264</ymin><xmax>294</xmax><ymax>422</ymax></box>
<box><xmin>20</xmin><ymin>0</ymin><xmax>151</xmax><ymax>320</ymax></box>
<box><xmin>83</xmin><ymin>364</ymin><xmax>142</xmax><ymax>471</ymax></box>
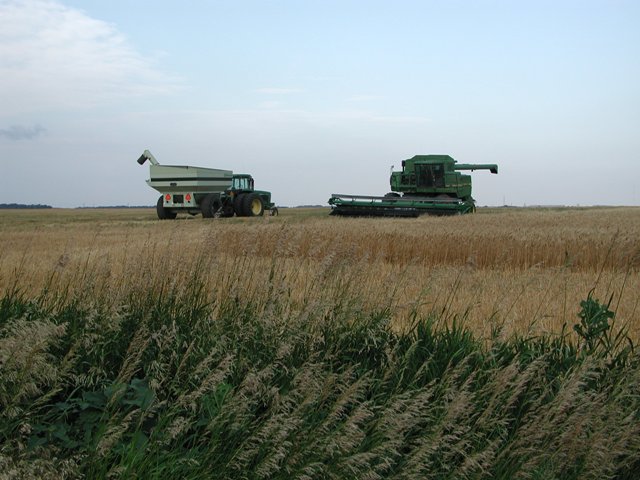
<box><xmin>233</xmin><ymin>194</ymin><xmax>246</xmax><ymax>216</ymax></box>
<box><xmin>201</xmin><ymin>194</ymin><xmax>220</xmax><ymax>218</ymax></box>
<box><xmin>243</xmin><ymin>193</ymin><xmax>264</xmax><ymax>216</ymax></box>
<box><xmin>220</xmin><ymin>205</ymin><xmax>235</xmax><ymax>217</ymax></box>
<box><xmin>157</xmin><ymin>196</ymin><xmax>177</xmax><ymax>220</ymax></box>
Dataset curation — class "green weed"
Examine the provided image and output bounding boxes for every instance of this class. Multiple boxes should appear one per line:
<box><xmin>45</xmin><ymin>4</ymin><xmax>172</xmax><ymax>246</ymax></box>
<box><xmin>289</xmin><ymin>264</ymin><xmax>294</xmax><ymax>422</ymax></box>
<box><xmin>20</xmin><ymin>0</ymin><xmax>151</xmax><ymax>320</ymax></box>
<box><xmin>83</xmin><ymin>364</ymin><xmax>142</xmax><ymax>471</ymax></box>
<box><xmin>0</xmin><ymin>263</ymin><xmax>638</xmax><ymax>479</ymax></box>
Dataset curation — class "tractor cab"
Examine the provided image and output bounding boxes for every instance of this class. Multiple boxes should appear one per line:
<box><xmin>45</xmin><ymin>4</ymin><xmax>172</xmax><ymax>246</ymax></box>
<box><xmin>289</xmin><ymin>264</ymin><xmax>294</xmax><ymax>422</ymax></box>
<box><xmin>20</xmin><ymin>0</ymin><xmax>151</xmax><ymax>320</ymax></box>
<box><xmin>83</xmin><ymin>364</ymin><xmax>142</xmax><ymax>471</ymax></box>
<box><xmin>229</xmin><ymin>174</ymin><xmax>255</xmax><ymax>193</ymax></box>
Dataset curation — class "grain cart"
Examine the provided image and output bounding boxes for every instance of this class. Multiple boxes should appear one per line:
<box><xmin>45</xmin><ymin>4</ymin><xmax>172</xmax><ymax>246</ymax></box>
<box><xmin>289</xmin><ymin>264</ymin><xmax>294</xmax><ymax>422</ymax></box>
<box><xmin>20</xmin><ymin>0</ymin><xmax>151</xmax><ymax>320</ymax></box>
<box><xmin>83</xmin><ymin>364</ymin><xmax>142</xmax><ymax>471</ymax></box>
<box><xmin>137</xmin><ymin>150</ymin><xmax>278</xmax><ymax>219</ymax></box>
<box><xmin>329</xmin><ymin>154</ymin><xmax>498</xmax><ymax>217</ymax></box>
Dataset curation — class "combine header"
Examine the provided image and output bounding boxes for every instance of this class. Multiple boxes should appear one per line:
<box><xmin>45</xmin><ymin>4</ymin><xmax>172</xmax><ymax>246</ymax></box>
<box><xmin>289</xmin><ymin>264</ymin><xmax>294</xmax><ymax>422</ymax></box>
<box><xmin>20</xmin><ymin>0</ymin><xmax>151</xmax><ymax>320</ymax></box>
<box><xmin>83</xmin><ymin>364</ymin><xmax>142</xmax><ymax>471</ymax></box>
<box><xmin>329</xmin><ymin>155</ymin><xmax>498</xmax><ymax>217</ymax></box>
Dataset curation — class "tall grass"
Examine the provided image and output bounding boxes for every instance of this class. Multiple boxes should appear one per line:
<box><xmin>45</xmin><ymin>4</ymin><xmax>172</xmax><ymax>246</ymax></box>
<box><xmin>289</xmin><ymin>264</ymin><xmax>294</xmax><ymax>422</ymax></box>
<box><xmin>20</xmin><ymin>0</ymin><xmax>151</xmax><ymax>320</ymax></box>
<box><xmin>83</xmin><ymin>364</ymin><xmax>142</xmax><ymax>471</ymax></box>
<box><xmin>1</xmin><ymin>249</ymin><xmax>638</xmax><ymax>479</ymax></box>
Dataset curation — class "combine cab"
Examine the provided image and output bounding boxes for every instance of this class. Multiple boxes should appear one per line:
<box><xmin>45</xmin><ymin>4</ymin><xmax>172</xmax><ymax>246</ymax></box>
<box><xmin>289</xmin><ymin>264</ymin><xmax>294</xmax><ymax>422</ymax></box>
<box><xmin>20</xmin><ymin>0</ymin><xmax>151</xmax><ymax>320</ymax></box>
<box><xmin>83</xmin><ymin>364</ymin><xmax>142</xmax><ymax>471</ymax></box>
<box><xmin>329</xmin><ymin>155</ymin><xmax>497</xmax><ymax>217</ymax></box>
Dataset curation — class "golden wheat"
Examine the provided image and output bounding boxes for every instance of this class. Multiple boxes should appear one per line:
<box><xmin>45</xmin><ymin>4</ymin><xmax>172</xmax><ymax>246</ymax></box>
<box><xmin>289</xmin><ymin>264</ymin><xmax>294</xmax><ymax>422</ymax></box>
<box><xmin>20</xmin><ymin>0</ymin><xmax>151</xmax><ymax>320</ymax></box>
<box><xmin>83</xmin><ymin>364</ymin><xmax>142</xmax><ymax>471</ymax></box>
<box><xmin>1</xmin><ymin>207</ymin><xmax>638</xmax><ymax>340</ymax></box>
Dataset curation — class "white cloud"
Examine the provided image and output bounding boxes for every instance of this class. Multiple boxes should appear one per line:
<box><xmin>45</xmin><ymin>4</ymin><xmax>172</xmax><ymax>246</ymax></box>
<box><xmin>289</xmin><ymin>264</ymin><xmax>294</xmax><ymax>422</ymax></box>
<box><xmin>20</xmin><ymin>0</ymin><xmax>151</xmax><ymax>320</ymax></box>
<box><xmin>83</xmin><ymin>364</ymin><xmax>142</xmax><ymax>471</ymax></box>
<box><xmin>257</xmin><ymin>100</ymin><xmax>283</xmax><ymax>109</ymax></box>
<box><xmin>255</xmin><ymin>87</ymin><xmax>303</xmax><ymax>95</ymax></box>
<box><xmin>370</xmin><ymin>115</ymin><xmax>430</xmax><ymax>124</ymax></box>
<box><xmin>0</xmin><ymin>0</ymin><xmax>179</xmax><ymax>114</ymax></box>
<box><xmin>346</xmin><ymin>94</ymin><xmax>384</xmax><ymax>102</ymax></box>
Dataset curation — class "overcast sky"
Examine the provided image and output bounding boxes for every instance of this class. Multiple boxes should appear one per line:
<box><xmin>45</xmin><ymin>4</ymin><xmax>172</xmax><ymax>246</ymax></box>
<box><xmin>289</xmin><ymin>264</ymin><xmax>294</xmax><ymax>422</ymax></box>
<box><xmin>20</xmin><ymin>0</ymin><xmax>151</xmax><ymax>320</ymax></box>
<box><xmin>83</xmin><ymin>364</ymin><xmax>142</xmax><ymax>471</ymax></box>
<box><xmin>1</xmin><ymin>0</ymin><xmax>639</xmax><ymax>207</ymax></box>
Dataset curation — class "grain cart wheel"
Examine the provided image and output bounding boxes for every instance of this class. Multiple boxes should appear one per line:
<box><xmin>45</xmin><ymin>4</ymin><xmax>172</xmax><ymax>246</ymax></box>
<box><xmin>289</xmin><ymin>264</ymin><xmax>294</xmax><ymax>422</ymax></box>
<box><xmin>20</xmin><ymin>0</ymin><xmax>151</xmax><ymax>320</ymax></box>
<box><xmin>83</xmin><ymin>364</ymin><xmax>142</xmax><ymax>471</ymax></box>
<box><xmin>201</xmin><ymin>193</ymin><xmax>220</xmax><ymax>218</ymax></box>
<box><xmin>157</xmin><ymin>196</ymin><xmax>177</xmax><ymax>220</ymax></box>
<box><xmin>233</xmin><ymin>193</ymin><xmax>246</xmax><ymax>216</ymax></box>
<box><xmin>243</xmin><ymin>193</ymin><xmax>264</xmax><ymax>216</ymax></box>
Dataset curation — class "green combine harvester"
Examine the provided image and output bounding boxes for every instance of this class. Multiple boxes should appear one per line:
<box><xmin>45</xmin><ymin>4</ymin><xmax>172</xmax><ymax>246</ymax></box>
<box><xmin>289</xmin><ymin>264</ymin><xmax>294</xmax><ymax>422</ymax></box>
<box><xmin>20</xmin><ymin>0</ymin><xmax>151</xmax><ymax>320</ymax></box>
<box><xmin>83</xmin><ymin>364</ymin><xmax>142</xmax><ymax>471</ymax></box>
<box><xmin>137</xmin><ymin>150</ymin><xmax>277</xmax><ymax>219</ymax></box>
<box><xmin>328</xmin><ymin>154</ymin><xmax>498</xmax><ymax>217</ymax></box>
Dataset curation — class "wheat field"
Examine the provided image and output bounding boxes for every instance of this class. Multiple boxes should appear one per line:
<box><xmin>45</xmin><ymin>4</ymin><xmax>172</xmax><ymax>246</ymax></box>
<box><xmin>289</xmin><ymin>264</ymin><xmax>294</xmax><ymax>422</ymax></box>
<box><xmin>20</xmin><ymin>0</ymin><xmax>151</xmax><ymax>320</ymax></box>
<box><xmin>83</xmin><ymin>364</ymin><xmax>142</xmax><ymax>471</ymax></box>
<box><xmin>1</xmin><ymin>206</ymin><xmax>638</xmax><ymax>340</ymax></box>
<box><xmin>1</xmin><ymin>206</ymin><xmax>640</xmax><ymax>478</ymax></box>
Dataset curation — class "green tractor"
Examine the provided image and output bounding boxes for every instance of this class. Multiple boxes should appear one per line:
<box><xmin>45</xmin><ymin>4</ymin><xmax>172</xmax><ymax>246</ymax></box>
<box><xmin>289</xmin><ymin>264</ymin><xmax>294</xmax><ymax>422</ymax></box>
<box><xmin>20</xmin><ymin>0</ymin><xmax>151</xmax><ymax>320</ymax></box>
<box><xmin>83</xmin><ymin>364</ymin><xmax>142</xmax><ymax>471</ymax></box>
<box><xmin>137</xmin><ymin>150</ymin><xmax>278</xmax><ymax>220</ymax></box>
<box><xmin>329</xmin><ymin>154</ymin><xmax>498</xmax><ymax>217</ymax></box>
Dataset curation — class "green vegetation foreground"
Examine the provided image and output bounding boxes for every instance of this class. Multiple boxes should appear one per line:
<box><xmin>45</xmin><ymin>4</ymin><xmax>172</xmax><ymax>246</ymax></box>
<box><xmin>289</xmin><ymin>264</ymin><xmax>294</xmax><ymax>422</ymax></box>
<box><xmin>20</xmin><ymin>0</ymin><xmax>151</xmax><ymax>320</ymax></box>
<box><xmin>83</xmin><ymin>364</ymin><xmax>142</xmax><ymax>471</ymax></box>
<box><xmin>1</xmin><ymin>263</ymin><xmax>639</xmax><ymax>479</ymax></box>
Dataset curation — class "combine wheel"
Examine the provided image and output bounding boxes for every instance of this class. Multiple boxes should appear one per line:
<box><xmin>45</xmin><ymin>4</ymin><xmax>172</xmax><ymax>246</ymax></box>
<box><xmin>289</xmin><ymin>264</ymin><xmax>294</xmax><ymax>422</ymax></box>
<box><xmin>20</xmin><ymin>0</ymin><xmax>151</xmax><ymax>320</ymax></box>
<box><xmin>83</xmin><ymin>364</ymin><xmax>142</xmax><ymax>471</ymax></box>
<box><xmin>233</xmin><ymin>194</ymin><xmax>246</xmax><ymax>216</ymax></box>
<box><xmin>384</xmin><ymin>192</ymin><xmax>401</xmax><ymax>198</ymax></box>
<box><xmin>201</xmin><ymin>194</ymin><xmax>221</xmax><ymax>218</ymax></box>
<box><xmin>157</xmin><ymin>196</ymin><xmax>177</xmax><ymax>220</ymax></box>
<box><xmin>243</xmin><ymin>193</ymin><xmax>264</xmax><ymax>217</ymax></box>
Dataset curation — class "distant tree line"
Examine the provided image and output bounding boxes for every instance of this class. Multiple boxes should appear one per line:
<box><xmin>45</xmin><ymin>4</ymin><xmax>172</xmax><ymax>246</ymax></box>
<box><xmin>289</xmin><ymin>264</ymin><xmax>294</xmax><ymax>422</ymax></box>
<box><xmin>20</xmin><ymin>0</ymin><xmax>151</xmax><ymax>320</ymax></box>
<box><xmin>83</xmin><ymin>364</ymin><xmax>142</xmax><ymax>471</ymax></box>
<box><xmin>76</xmin><ymin>206</ymin><xmax>153</xmax><ymax>209</ymax></box>
<box><xmin>0</xmin><ymin>203</ymin><xmax>52</xmax><ymax>209</ymax></box>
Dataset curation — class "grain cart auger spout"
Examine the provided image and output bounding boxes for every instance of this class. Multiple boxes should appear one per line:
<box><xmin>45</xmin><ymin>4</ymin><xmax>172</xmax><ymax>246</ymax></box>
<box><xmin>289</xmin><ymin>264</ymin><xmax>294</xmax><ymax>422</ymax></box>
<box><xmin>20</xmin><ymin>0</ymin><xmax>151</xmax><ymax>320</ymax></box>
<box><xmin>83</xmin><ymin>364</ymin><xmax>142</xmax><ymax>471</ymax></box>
<box><xmin>328</xmin><ymin>155</ymin><xmax>498</xmax><ymax>217</ymax></box>
<box><xmin>137</xmin><ymin>149</ymin><xmax>278</xmax><ymax>219</ymax></box>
